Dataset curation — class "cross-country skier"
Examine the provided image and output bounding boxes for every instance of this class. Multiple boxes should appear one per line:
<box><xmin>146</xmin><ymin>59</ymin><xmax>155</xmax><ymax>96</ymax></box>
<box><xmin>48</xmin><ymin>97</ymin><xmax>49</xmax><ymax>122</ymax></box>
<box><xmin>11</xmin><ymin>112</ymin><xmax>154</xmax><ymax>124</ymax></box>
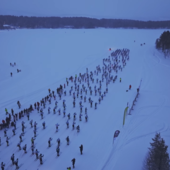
<box><xmin>71</xmin><ymin>158</ymin><xmax>76</xmax><ymax>168</ymax></box>
<box><xmin>66</xmin><ymin>136</ymin><xmax>70</xmax><ymax>145</ymax></box>
<box><xmin>48</xmin><ymin>107</ymin><xmax>51</xmax><ymax>114</ymax></box>
<box><xmin>56</xmin><ymin>123</ymin><xmax>59</xmax><ymax>132</ymax></box>
<box><xmin>56</xmin><ymin>146</ymin><xmax>60</xmax><ymax>156</ymax></box>
<box><xmin>57</xmin><ymin>138</ymin><xmax>60</xmax><ymax>147</ymax></box>
<box><xmin>33</xmin><ymin>129</ymin><xmax>37</xmax><ymax>138</ymax></box>
<box><xmin>48</xmin><ymin>137</ymin><xmax>52</xmax><ymax>147</ymax></box>
<box><xmin>39</xmin><ymin>154</ymin><xmax>44</xmax><ymax>164</ymax></box>
<box><xmin>79</xmin><ymin>144</ymin><xmax>83</xmax><ymax>155</ymax></box>
<box><xmin>30</xmin><ymin>120</ymin><xmax>33</xmax><ymax>128</ymax></box>
<box><xmin>1</xmin><ymin>162</ymin><xmax>5</xmax><ymax>170</ymax></box>
<box><xmin>11</xmin><ymin>154</ymin><xmax>15</xmax><ymax>165</ymax></box>
<box><xmin>42</xmin><ymin>122</ymin><xmax>45</xmax><ymax>129</ymax></box>
<box><xmin>23</xmin><ymin>144</ymin><xmax>27</xmax><ymax>153</ymax></box>
<box><xmin>14</xmin><ymin>158</ymin><xmax>19</xmax><ymax>169</ymax></box>
<box><xmin>67</xmin><ymin>113</ymin><xmax>70</xmax><ymax>120</ymax></box>
<box><xmin>85</xmin><ymin>115</ymin><xmax>88</xmax><ymax>122</ymax></box>
<box><xmin>76</xmin><ymin>125</ymin><xmax>80</xmax><ymax>133</ymax></box>
<box><xmin>31</xmin><ymin>137</ymin><xmax>35</xmax><ymax>145</ymax></box>
<box><xmin>17</xmin><ymin>143</ymin><xmax>21</xmax><ymax>150</ymax></box>
<box><xmin>6</xmin><ymin>136</ymin><xmax>9</xmax><ymax>146</ymax></box>
<box><xmin>35</xmin><ymin>149</ymin><xmax>39</xmax><ymax>159</ymax></box>
<box><xmin>66</xmin><ymin>120</ymin><xmax>69</xmax><ymax>128</ymax></box>
<box><xmin>31</xmin><ymin>144</ymin><xmax>35</xmax><ymax>154</ymax></box>
<box><xmin>17</xmin><ymin>101</ymin><xmax>21</xmax><ymax>108</ymax></box>
<box><xmin>79</xmin><ymin>114</ymin><xmax>82</xmax><ymax>121</ymax></box>
<box><xmin>72</xmin><ymin>121</ymin><xmax>76</xmax><ymax>130</ymax></box>
<box><xmin>73</xmin><ymin>113</ymin><xmax>76</xmax><ymax>120</ymax></box>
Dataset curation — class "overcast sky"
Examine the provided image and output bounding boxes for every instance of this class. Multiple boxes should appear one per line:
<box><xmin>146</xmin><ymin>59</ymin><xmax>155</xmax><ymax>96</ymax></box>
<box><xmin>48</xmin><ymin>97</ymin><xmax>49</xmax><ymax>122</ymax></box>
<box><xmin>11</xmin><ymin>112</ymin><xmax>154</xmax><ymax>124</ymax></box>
<box><xmin>0</xmin><ymin>0</ymin><xmax>170</xmax><ymax>20</ymax></box>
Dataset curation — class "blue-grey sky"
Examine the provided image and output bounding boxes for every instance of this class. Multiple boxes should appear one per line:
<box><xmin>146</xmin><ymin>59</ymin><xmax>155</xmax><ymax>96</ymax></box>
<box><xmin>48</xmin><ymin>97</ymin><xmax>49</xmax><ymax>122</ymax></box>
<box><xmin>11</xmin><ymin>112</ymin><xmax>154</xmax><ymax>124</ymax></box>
<box><xmin>0</xmin><ymin>0</ymin><xmax>170</xmax><ymax>20</ymax></box>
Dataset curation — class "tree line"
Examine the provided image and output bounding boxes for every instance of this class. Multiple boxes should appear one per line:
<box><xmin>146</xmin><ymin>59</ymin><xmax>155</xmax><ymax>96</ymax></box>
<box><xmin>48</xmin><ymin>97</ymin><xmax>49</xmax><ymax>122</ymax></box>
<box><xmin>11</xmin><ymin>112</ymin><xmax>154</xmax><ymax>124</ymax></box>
<box><xmin>0</xmin><ymin>15</ymin><xmax>170</xmax><ymax>29</ymax></box>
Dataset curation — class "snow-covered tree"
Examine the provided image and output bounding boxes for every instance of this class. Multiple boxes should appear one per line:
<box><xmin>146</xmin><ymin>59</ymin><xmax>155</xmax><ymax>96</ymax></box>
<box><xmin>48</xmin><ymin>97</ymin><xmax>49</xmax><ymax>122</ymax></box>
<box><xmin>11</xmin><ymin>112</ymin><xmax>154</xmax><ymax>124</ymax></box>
<box><xmin>143</xmin><ymin>133</ymin><xmax>170</xmax><ymax>170</ymax></box>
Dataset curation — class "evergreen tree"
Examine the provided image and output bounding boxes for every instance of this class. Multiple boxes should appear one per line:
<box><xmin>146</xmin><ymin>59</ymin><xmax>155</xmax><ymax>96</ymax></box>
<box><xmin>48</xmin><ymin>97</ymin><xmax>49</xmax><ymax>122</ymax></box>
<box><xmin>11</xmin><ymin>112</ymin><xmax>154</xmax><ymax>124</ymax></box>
<box><xmin>143</xmin><ymin>133</ymin><xmax>170</xmax><ymax>170</ymax></box>
<box><xmin>155</xmin><ymin>31</ymin><xmax>170</xmax><ymax>58</ymax></box>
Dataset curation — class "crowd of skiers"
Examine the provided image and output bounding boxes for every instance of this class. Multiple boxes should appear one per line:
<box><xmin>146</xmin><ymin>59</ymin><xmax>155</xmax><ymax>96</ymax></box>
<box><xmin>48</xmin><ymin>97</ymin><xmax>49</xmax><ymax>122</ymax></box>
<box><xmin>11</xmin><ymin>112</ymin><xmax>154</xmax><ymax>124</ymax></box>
<box><xmin>1</xmin><ymin>49</ymin><xmax>130</xmax><ymax>169</ymax></box>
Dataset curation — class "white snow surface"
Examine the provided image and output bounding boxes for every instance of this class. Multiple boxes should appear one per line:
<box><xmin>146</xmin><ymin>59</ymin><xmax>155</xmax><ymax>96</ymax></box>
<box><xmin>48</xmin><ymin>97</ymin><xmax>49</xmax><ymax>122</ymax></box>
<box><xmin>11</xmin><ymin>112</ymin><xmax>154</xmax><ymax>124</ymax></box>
<box><xmin>0</xmin><ymin>0</ymin><xmax>170</xmax><ymax>21</ymax></box>
<box><xmin>0</xmin><ymin>28</ymin><xmax>170</xmax><ymax>170</ymax></box>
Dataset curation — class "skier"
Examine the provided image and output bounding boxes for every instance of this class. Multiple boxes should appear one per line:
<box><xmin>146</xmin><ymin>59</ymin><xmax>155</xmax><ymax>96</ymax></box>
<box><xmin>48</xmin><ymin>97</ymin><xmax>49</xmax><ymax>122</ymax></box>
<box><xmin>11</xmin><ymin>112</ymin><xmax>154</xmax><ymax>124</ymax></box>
<box><xmin>17</xmin><ymin>142</ymin><xmax>21</xmax><ymax>150</ymax></box>
<box><xmin>66</xmin><ymin>136</ymin><xmax>70</xmax><ymax>145</ymax></box>
<box><xmin>58</xmin><ymin>109</ymin><xmax>61</xmax><ymax>115</ymax></box>
<box><xmin>79</xmin><ymin>114</ymin><xmax>82</xmax><ymax>121</ymax></box>
<box><xmin>57</xmin><ymin>138</ymin><xmax>60</xmax><ymax>147</ymax></box>
<box><xmin>56</xmin><ymin>123</ymin><xmax>59</xmax><ymax>132</ymax></box>
<box><xmin>23</xmin><ymin>144</ymin><xmax>27</xmax><ymax>153</ymax></box>
<box><xmin>31</xmin><ymin>137</ymin><xmax>35</xmax><ymax>145</ymax></box>
<box><xmin>48</xmin><ymin>107</ymin><xmax>51</xmax><ymax>114</ymax></box>
<box><xmin>10</xmin><ymin>72</ymin><xmax>12</xmax><ymax>77</ymax></box>
<box><xmin>39</xmin><ymin>154</ymin><xmax>44</xmax><ymax>164</ymax></box>
<box><xmin>35</xmin><ymin>149</ymin><xmax>39</xmax><ymax>159</ymax></box>
<box><xmin>66</xmin><ymin>120</ymin><xmax>69</xmax><ymax>128</ymax></box>
<box><xmin>11</xmin><ymin>153</ymin><xmax>15</xmax><ymax>165</ymax></box>
<box><xmin>67</xmin><ymin>113</ymin><xmax>70</xmax><ymax>120</ymax></box>
<box><xmin>56</xmin><ymin>146</ymin><xmax>60</xmax><ymax>156</ymax></box>
<box><xmin>30</xmin><ymin>120</ymin><xmax>33</xmax><ymax>128</ymax></box>
<box><xmin>6</xmin><ymin>136</ymin><xmax>9</xmax><ymax>146</ymax></box>
<box><xmin>95</xmin><ymin>102</ymin><xmax>97</xmax><ymax>109</ymax></box>
<box><xmin>5</xmin><ymin>108</ymin><xmax>8</xmax><ymax>114</ymax></box>
<box><xmin>85</xmin><ymin>114</ymin><xmax>88</xmax><ymax>122</ymax></box>
<box><xmin>72</xmin><ymin>121</ymin><xmax>76</xmax><ymax>130</ymax></box>
<box><xmin>33</xmin><ymin>129</ymin><xmax>37</xmax><ymax>138</ymax></box>
<box><xmin>14</xmin><ymin>158</ymin><xmax>19</xmax><ymax>169</ymax></box>
<box><xmin>34</xmin><ymin>121</ymin><xmax>37</xmax><ymax>129</ymax></box>
<box><xmin>71</xmin><ymin>158</ymin><xmax>76</xmax><ymax>168</ymax></box>
<box><xmin>79</xmin><ymin>144</ymin><xmax>83</xmax><ymax>155</ymax></box>
<box><xmin>129</xmin><ymin>85</ymin><xmax>131</xmax><ymax>90</ymax></box>
<box><xmin>1</xmin><ymin>162</ymin><xmax>5</xmax><ymax>170</ymax></box>
<box><xmin>53</xmin><ymin>108</ymin><xmax>56</xmax><ymax>114</ymax></box>
<box><xmin>48</xmin><ymin>137</ymin><xmax>52</xmax><ymax>147</ymax></box>
<box><xmin>73</xmin><ymin>113</ymin><xmax>76</xmax><ymax>120</ymax></box>
<box><xmin>76</xmin><ymin>125</ymin><xmax>80</xmax><ymax>133</ymax></box>
<box><xmin>31</xmin><ymin>144</ymin><xmax>35</xmax><ymax>154</ymax></box>
<box><xmin>17</xmin><ymin>101</ymin><xmax>21</xmax><ymax>108</ymax></box>
<box><xmin>42</xmin><ymin>122</ymin><xmax>45</xmax><ymax>129</ymax></box>
<box><xmin>120</xmin><ymin>78</ymin><xmax>121</xmax><ymax>82</ymax></box>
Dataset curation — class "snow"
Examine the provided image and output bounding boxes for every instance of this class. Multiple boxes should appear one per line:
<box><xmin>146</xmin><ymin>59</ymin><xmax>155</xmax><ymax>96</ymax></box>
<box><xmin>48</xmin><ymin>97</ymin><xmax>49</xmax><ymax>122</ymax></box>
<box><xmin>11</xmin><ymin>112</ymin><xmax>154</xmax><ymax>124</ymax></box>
<box><xmin>0</xmin><ymin>0</ymin><xmax>170</xmax><ymax>21</ymax></box>
<box><xmin>0</xmin><ymin>28</ymin><xmax>170</xmax><ymax>170</ymax></box>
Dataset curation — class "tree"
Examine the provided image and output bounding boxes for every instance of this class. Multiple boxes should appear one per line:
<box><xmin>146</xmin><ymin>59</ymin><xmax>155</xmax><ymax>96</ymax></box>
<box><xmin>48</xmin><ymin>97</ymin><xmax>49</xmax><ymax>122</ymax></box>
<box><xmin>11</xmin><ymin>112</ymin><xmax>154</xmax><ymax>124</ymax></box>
<box><xmin>143</xmin><ymin>133</ymin><xmax>170</xmax><ymax>170</ymax></box>
<box><xmin>156</xmin><ymin>31</ymin><xmax>170</xmax><ymax>58</ymax></box>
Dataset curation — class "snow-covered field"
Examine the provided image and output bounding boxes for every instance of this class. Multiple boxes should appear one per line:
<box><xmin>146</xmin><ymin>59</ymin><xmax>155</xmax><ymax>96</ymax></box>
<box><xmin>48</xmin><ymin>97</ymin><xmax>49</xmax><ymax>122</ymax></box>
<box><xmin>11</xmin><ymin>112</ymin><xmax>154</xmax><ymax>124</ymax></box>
<box><xmin>0</xmin><ymin>28</ymin><xmax>170</xmax><ymax>170</ymax></box>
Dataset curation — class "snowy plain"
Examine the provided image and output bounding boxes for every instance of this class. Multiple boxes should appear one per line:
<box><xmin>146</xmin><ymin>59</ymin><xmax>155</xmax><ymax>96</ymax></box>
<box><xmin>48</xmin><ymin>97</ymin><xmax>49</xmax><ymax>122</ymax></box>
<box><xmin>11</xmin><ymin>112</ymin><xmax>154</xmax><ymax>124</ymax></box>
<box><xmin>0</xmin><ymin>28</ymin><xmax>170</xmax><ymax>170</ymax></box>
